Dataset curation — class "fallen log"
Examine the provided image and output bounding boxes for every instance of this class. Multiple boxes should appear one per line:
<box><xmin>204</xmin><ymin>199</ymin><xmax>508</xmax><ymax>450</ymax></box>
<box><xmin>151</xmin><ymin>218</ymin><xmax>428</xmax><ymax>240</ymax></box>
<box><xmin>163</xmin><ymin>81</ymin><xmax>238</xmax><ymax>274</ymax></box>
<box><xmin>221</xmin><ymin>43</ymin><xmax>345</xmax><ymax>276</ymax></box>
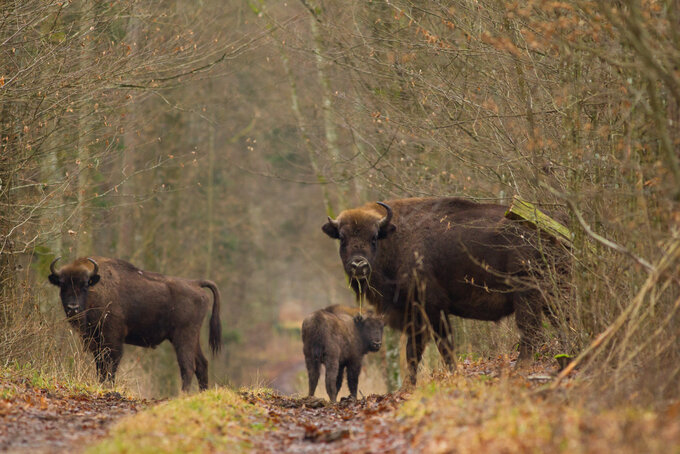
<box><xmin>504</xmin><ymin>196</ymin><xmax>573</xmax><ymax>246</ymax></box>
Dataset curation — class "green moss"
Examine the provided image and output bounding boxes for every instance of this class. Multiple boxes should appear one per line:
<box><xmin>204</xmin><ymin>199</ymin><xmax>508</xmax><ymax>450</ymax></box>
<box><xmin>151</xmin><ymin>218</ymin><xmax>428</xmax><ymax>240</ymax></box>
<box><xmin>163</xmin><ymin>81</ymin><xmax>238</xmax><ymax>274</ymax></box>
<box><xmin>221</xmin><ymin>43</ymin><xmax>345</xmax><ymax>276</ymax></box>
<box><xmin>90</xmin><ymin>387</ymin><xmax>271</xmax><ymax>454</ymax></box>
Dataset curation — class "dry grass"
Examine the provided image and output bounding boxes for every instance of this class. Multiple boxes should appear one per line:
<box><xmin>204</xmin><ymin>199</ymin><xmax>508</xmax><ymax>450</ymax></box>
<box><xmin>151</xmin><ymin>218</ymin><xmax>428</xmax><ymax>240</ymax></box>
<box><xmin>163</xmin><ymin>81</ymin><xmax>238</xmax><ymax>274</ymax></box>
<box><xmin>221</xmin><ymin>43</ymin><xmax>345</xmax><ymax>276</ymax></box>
<box><xmin>399</xmin><ymin>360</ymin><xmax>680</xmax><ymax>454</ymax></box>
<box><xmin>0</xmin><ymin>287</ymin><xmax>104</xmax><ymax>391</ymax></box>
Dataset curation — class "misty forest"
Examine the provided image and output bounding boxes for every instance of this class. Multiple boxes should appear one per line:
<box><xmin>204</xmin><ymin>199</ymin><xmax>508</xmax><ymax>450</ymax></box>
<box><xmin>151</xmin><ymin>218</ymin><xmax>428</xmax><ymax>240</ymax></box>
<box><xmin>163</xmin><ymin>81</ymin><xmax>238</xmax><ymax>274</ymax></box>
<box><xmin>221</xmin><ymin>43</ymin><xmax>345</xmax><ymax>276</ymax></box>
<box><xmin>1</xmin><ymin>0</ymin><xmax>680</xmax><ymax>452</ymax></box>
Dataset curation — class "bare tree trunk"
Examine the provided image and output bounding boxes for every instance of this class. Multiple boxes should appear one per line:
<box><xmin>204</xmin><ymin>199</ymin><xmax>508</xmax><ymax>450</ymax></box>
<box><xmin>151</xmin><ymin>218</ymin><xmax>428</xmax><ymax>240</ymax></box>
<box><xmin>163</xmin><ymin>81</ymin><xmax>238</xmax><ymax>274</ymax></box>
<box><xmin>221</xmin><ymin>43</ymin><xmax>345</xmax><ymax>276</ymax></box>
<box><xmin>307</xmin><ymin>8</ymin><xmax>348</xmax><ymax>212</ymax></box>
<box><xmin>117</xmin><ymin>9</ymin><xmax>139</xmax><ymax>260</ymax></box>
<box><xmin>0</xmin><ymin>102</ymin><xmax>17</xmax><ymax>328</ymax></box>
<box><xmin>40</xmin><ymin>143</ymin><xmax>64</xmax><ymax>259</ymax></box>
<box><xmin>74</xmin><ymin>0</ymin><xmax>96</xmax><ymax>257</ymax></box>
<box><xmin>205</xmin><ymin>122</ymin><xmax>215</xmax><ymax>278</ymax></box>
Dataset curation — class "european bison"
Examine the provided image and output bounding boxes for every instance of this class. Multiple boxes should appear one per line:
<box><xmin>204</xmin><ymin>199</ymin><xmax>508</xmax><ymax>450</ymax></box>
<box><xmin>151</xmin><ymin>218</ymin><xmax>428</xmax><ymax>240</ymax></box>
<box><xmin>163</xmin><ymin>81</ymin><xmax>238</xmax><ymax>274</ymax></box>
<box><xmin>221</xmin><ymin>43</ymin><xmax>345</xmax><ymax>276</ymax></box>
<box><xmin>322</xmin><ymin>197</ymin><xmax>565</xmax><ymax>384</ymax></box>
<box><xmin>48</xmin><ymin>256</ymin><xmax>221</xmax><ymax>391</ymax></box>
<box><xmin>301</xmin><ymin>304</ymin><xmax>384</xmax><ymax>402</ymax></box>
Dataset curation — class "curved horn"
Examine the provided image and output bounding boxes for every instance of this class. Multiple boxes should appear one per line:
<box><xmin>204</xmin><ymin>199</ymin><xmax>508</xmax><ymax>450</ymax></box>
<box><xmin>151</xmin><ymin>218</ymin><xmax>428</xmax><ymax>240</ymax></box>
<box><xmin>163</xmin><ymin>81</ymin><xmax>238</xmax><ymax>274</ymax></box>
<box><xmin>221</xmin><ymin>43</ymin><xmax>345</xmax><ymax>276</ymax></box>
<box><xmin>86</xmin><ymin>258</ymin><xmax>99</xmax><ymax>275</ymax></box>
<box><xmin>327</xmin><ymin>216</ymin><xmax>339</xmax><ymax>229</ymax></box>
<box><xmin>49</xmin><ymin>256</ymin><xmax>61</xmax><ymax>275</ymax></box>
<box><xmin>376</xmin><ymin>201</ymin><xmax>393</xmax><ymax>228</ymax></box>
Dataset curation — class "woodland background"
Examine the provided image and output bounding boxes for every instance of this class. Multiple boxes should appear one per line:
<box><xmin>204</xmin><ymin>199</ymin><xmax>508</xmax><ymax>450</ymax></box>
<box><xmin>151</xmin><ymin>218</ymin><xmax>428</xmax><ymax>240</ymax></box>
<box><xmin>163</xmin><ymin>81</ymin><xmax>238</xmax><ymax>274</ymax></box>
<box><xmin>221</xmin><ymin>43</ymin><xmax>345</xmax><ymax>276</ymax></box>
<box><xmin>1</xmin><ymin>0</ymin><xmax>679</xmax><ymax>404</ymax></box>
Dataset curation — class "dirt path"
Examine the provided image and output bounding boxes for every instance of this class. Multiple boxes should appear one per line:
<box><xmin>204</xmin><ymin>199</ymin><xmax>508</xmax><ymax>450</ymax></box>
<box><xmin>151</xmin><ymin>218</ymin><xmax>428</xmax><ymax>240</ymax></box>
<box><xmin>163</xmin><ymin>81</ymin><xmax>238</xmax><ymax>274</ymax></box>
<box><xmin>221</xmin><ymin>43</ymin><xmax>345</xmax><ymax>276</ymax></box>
<box><xmin>0</xmin><ymin>380</ymin><xmax>144</xmax><ymax>453</ymax></box>
<box><xmin>0</xmin><ymin>357</ymin><xmax>558</xmax><ymax>453</ymax></box>
<box><xmin>239</xmin><ymin>356</ymin><xmax>562</xmax><ymax>454</ymax></box>
<box><xmin>242</xmin><ymin>391</ymin><xmax>414</xmax><ymax>453</ymax></box>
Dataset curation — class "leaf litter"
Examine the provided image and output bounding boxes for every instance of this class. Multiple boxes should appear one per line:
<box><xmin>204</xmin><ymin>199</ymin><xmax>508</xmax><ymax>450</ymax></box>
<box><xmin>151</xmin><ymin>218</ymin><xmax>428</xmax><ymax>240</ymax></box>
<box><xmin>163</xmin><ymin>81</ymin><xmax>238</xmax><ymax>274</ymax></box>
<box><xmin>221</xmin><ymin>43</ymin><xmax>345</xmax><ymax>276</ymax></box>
<box><xmin>240</xmin><ymin>354</ymin><xmax>679</xmax><ymax>454</ymax></box>
<box><xmin>241</xmin><ymin>391</ymin><xmax>414</xmax><ymax>453</ymax></box>
<box><xmin>4</xmin><ymin>355</ymin><xmax>680</xmax><ymax>453</ymax></box>
<box><xmin>0</xmin><ymin>372</ymin><xmax>146</xmax><ymax>453</ymax></box>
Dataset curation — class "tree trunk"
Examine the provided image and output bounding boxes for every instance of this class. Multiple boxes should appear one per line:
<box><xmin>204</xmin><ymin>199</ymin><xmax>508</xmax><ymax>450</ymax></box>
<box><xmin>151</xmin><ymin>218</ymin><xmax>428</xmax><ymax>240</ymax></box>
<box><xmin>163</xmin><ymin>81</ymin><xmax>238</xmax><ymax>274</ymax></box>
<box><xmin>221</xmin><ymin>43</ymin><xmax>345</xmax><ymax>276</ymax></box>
<box><xmin>74</xmin><ymin>0</ymin><xmax>96</xmax><ymax>257</ymax></box>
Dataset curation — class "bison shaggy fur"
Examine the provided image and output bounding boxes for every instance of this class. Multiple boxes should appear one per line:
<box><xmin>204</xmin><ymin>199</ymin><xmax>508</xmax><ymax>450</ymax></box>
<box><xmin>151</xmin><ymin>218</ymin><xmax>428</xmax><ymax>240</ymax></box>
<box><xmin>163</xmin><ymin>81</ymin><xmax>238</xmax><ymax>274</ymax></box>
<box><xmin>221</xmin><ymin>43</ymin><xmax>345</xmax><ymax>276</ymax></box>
<box><xmin>301</xmin><ymin>305</ymin><xmax>384</xmax><ymax>402</ymax></box>
<box><xmin>322</xmin><ymin>197</ymin><xmax>567</xmax><ymax>384</ymax></box>
<box><xmin>48</xmin><ymin>256</ymin><xmax>221</xmax><ymax>391</ymax></box>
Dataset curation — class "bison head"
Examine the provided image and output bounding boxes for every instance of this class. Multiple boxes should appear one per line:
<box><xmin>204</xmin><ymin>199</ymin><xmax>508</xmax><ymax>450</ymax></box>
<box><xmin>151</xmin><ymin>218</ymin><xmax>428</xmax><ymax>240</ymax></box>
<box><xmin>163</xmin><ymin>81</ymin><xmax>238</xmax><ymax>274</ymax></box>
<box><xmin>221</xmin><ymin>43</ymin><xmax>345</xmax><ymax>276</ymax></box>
<box><xmin>48</xmin><ymin>257</ymin><xmax>100</xmax><ymax>317</ymax></box>
<box><xmin>322</xmin><ymin>201</ymin><xmax>396</xmax><ymax>286</ymax></box>
<box><xmin>354</xmin><ymin>313</ymin><xmax>384</xmax><ymax>352</ymax></box>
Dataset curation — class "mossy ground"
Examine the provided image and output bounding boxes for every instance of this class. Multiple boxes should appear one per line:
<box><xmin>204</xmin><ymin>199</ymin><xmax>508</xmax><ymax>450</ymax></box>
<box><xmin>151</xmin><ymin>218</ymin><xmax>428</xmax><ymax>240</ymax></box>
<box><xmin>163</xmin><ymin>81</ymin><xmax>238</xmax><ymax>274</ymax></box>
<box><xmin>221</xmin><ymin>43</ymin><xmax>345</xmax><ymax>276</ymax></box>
<box><xmin>89</xmin><ymin>387</ymin><xmax>271</xmax><ymax>454</ymax></box>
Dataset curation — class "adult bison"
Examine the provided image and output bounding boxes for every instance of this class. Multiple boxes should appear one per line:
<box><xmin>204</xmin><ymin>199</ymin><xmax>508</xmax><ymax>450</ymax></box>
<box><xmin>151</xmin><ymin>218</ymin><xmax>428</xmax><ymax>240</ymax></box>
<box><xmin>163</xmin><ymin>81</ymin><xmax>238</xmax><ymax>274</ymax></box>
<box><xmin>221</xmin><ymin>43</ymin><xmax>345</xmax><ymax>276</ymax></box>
<box><xmin>322</xmin><ymin>197</ymin><xmax>566</xmax><ymax>384</ymax></box>
<box><xmin>48</xmin><ymin>256</ymin><xmax>221</xmax><ymax>391</ymax></box>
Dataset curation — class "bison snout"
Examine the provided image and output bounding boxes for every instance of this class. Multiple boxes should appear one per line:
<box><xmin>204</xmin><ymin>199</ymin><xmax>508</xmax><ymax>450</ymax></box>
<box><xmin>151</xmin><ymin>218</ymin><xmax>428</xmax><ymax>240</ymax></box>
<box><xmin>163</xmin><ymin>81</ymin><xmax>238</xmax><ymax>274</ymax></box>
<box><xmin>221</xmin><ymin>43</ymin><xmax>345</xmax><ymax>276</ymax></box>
<box><xmin>349</xmin><ymin>257</ymin><xmax>370</xmax><ymax>278</ymax></box>
<box><xmin>370</xmin><ymin>341</ymin><xmax>382</xmax><ymax>351</ymax></box>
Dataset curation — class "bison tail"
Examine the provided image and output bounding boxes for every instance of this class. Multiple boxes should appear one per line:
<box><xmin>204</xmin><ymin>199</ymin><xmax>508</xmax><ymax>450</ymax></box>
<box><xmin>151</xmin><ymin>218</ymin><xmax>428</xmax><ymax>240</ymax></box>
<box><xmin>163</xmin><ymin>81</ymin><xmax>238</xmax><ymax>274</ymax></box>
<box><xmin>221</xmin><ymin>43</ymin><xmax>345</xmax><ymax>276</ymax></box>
<box><xmin>200</xmin><ymin>280</ymin><xmax>222</xmax><ymax>355</ymax></box>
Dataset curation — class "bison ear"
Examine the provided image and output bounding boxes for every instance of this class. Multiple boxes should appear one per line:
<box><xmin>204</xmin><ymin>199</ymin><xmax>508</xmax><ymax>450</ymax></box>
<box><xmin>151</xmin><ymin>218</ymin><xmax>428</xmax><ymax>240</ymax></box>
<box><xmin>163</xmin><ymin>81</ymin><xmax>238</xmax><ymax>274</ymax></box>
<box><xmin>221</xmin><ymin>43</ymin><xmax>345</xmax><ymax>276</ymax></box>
<box><xmin>88</xmin><ymin>274</ymin><xmax>101</xmax><ymax>287</ymax></box>
<box><xmin>322</xmin><ymin>219</ymin><xmax>340</xmax><ymax>239</ymax></box>
<box><xmin>378</xmin><ymin>223</ymin><xmax>396</xmax><ymax>239</ymax></box>
<box><xmin>48</xmin><ymin>274</ymin><xmax>60</xmax><ymax>287</ymax></box>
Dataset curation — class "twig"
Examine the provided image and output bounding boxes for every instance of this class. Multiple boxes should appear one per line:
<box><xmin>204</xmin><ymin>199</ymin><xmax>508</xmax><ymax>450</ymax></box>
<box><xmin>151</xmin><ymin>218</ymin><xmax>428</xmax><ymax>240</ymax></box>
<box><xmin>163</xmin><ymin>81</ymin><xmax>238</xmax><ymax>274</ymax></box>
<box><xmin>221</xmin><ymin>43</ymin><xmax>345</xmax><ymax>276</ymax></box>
<box><xmin>549</xmin><ymin>238</ymin><xmax>680</xmax><ymax>389</ymax></box>
<box><xmin>545</xmin><ymin>185</ymin><xmax>654</xmax><ymax>272</ymax></box>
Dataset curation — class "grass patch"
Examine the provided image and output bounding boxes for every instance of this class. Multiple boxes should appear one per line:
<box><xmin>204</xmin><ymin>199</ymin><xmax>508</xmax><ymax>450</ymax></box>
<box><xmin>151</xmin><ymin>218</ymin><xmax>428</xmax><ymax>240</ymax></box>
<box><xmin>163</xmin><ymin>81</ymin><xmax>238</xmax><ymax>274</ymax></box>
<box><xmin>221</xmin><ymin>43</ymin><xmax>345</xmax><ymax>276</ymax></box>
<box><xmin>0</xmin><ymin>362</ymin><xmax>108</xmax><ymax>398</ymax></box>
<box><xmin>398</xmin><ymin>373</ymin><xmax>680</xmax><ymax>454</ymax></box>
<box><xmin>89</xmin><ymin>387</ymin><xmax>271</xmax><ymax>454</ymax></box>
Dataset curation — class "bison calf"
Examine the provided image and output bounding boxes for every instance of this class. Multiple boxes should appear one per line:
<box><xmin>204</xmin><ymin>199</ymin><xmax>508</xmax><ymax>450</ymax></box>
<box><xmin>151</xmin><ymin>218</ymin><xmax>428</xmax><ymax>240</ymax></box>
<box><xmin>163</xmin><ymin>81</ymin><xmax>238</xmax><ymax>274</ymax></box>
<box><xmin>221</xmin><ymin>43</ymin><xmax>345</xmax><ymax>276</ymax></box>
<box><xmin>301</xmin><ymin>305</ymin><xmax>384</xmax><ymax>402</ymax></box>
<box><xmin>48</xmin><ymin>256</ymin><xmax>221</xmax><ymax>391</ymax></box>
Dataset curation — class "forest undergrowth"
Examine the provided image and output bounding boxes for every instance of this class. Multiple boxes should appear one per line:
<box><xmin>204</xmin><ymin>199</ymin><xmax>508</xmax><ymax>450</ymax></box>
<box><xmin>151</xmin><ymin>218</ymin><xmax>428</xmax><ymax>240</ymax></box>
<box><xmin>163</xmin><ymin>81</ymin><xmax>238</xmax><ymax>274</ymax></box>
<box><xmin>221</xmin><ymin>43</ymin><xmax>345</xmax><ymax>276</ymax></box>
<box><xmin>85</xmin><ymin>355</ymin><xmax>680</xmax><ymax>454</ymax></box>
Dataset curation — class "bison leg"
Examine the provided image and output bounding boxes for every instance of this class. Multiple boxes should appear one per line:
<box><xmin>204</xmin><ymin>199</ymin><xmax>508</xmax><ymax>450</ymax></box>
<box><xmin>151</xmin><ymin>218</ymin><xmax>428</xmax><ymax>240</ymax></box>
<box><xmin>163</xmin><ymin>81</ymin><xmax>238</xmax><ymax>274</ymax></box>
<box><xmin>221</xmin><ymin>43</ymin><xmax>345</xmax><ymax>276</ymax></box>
<box><xmin>514</xmin><ymin>291</ymin><xmax>543</xmax><ymax>363</ymax></box>
<box><xmin>346</xmin><ymin>361</ymin><xmax>361</xmax><ymax>400</ymax></box>
<box><xmin>405</xmin><ymin>322</ymin><xmax>428</xmax><ymax>385</ymax></box>
<box><xmin>94</xmin><ymin>354</ymin><xmax>110</xmax><ymax>384</ymax></box>
<box><xmin>336</xmin><ymin>364</ymin><xmax>345</xmax><ymax>397</ymax></box>
<box><xmin>305</xmin><ymin>356</ymin><xmax>321</xmax><ymax>397</ymax></box>
<box><xmin>195</xmin><ymin>347</ymin><xmax>209</xmax><ymax>391</ymax></box>
<box><xmin>434</xmin><ymin>312</ymin><xmax>456</xmax><ymax>372</ymax></box>
<box><xmin>95</xmin><ymin>343</ymin><xmax>123</xmax><ymax>384</ymax></box>
<box><xmin>543</xmin><ymin>303</ymin><xmax>568</xmax><ymax>354</ymax></box>
<box><xmin>324</xmin><ymin>360</ymin><xmax>340</xmax><ymax>402</ymax></box>
<box><xmin>172</xmin><ymin>338</ymin><xmax>197</xmax><ymax>392</ymax></box>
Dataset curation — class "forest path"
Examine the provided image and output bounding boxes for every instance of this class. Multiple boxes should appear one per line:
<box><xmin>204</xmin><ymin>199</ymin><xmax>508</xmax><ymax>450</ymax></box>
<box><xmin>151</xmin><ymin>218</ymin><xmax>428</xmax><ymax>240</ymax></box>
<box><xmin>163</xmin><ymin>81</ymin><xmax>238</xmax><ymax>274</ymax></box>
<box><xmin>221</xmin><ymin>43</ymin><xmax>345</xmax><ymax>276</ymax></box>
<box><xmin>240</xmin><ymin>356</ymin><xmax>558</xmax><ymax>454</ymax></box>
<box><xmin>8</xmin><ymin>357</ymin><xmax>678</xmax><ymax>453</ymax></box>
<box><xmin>242</xmin><ymin>391</ymin><xmax>412</xmax><ymax>453</ymax></box>
<box><xmin>0</xmin><ymin>373</ymin><xmax>145</xmax><ymax>454</ymax></box>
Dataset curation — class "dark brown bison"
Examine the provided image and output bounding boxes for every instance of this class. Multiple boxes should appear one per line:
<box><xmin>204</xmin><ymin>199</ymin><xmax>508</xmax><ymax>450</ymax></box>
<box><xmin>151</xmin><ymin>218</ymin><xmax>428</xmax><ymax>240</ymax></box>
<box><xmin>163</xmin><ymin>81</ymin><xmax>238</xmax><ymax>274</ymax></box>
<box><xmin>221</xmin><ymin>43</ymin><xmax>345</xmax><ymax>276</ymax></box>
<box><xmin>302</xmin><ymin>304</ymin><xmax>384</xmax><ymax>402</ymax></box>
<box><xmin>322</xmin><ymin>197</ymin><xmax>565</xmax><ymax>384</ymax></box>
<box><xmin>48</xmin><ymin>256</ymin><xmax>221</xmax><ymax>391</ymax></box>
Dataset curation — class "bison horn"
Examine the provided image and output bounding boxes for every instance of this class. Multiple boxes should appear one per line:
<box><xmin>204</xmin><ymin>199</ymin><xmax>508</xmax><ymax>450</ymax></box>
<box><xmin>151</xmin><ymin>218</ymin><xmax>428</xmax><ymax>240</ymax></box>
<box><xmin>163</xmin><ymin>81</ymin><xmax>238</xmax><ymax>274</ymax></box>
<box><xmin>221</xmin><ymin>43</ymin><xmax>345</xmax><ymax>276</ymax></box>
<box><xmin>327</xmin><ymin>216</ymin><xmax>339</xmax><ymax>230</ymax></box>
<box><xmin>49</xmin><ymin>256</ymin><xmax>61</xmax><ymax>275</ymax></box>
<box><xmin>87</xmin><ymin>258</ymin><xmax>99</xmax><ymax>275</ymax></box>
<box><xmin>376</xmin><ymin>201</ymin><xmax>393</xmax><ymax>228</ymax></box>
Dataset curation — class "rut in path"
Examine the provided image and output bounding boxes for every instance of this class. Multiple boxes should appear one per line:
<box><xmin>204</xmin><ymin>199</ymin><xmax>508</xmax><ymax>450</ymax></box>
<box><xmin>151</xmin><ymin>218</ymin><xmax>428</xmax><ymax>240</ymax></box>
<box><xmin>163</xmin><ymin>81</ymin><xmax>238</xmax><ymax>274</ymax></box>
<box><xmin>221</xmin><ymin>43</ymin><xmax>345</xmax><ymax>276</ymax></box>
<box><xmin>242</xmin><ymin>391</ymin><xmax>414</xmax><ymax>453</ymax></box>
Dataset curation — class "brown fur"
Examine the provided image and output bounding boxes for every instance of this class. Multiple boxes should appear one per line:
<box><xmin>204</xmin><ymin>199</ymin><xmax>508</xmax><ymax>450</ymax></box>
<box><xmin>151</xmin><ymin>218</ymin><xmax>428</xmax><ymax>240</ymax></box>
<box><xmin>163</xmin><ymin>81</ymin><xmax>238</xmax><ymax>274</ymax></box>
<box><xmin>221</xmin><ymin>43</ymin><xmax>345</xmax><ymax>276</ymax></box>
<box><xmin>301</xmin><ymin>305</ymin><xmax>384</xmax><ymax>402</ymax></box>
<box><xmin>322</xmin><ymin>197</ymin><xmax>566</xmax><ymax>384</ymax></box>
<box><xmin>48</xmin><ymin>256</ymin><xmax>221</xmax><ymax>391</ymax></box>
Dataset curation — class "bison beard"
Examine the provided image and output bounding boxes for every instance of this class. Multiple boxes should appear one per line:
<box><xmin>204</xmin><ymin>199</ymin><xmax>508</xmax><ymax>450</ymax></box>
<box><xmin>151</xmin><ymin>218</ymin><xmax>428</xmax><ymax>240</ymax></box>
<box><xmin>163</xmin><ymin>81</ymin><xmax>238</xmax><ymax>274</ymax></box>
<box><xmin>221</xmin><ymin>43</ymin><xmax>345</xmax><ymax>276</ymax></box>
<box><xmin>48</xmin><ymin>256</ymin><xmax>222</xmax><ymax>391</ymax></box>
<box><xmin>322</xmin><ymin>197</ymin><xmax>567</xmax><ymax>385</ymax></box>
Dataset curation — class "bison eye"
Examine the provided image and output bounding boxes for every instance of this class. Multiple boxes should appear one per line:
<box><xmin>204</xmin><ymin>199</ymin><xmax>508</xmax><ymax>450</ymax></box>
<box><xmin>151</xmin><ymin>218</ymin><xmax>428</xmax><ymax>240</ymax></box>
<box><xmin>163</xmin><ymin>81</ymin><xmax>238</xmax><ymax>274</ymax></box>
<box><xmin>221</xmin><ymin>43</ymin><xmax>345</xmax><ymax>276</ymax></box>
<box><xmin>371</xmin><ymin>235</ymin><xmax>378</xmax><ymax>247</ymax></box>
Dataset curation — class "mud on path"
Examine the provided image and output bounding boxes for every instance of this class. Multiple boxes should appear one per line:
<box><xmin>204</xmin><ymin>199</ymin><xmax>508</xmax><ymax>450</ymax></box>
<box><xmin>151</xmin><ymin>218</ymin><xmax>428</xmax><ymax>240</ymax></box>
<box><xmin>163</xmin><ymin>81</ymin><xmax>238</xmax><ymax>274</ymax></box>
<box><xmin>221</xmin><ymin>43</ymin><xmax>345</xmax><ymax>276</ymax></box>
<box><xmin>242</xmin><ymin>391</ymin><xmax>414</xmax><ymax>453</ymax></box>
<box><xmin>240</xmin><ymin>356</ymin><xmax>562</xmax><ymax>454</ymax></box>
<box><xmin>0</xmin><ymin>379</ymin><xmax>145</xmax><ymax>453</ymax></box>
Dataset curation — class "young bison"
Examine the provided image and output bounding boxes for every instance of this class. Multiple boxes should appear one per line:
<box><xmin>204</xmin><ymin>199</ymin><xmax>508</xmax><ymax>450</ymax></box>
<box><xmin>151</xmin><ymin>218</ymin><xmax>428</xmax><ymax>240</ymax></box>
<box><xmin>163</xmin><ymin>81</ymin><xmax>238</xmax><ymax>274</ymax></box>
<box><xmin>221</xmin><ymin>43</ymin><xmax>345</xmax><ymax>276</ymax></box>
<box><xmin>301</xmin><ymin>305</ymin><xmax>384</xmax><ymax>402</ymax></box>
